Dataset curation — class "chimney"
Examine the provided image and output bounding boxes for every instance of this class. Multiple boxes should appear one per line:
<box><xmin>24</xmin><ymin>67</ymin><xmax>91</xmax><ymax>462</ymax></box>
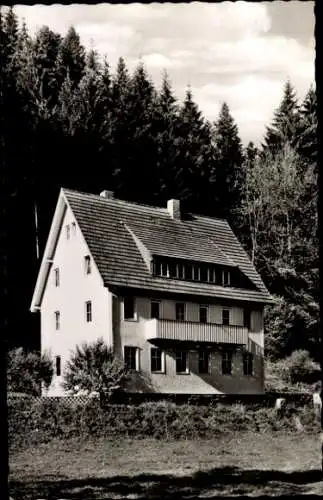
<box><xmin>100</xmin><ymin>190</ymin><xmax>114</xmax><ymax>199</ymax></box>
<box><xmin>167</xmin><ymin>199</ymin><xmax>181</xmax><ymax>220</ymax></box>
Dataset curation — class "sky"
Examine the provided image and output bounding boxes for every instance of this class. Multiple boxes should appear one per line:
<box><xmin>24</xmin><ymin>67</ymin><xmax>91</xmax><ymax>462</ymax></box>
<box><xmin>13</xmin><ymin>2</ymin><xmax>315</xmax><ymax>146</ymax></box>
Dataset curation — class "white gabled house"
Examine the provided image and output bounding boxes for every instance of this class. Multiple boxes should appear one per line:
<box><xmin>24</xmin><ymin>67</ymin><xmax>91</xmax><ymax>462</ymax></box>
<box><xmin>31</xmin><ymin>188</ymin><xmax>272</xmax><ymax>395</ymax></box>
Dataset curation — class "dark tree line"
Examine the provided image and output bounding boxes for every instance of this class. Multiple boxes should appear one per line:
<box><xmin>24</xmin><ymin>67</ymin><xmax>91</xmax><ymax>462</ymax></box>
<box><xmin>1</xmin><ymin>8</ymin><xmax>318</xmax><ymax>362</ymax></box>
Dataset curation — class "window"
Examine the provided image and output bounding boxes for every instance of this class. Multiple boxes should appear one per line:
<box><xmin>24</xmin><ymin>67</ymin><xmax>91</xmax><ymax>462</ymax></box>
<box><xmin>176</xmin><ymin>302</ymin><xmax>185</xmax><ymax>321</ymax></box>
<box><xmin>54</xmin><ymin>311</ymin><xmax>60</xmax><ymax>330</ymax></box>
<box><xmin>169</xmin><ymin>261</ymin><xmax>177</xmax><ymax>278</ymax></box>
<box><xmin>124</xmin><ymin>346</ymin><xmax>138</xmax><ymax>371</ymax></box>
<box><xmin>192</xmin><ymin>265</ymin><xmax>200</xmax><ymax>281</ymax></box>
<box><xmin>71</xmin><ymin>222</ymin><xmax>76</xmax><ymax>235</ymax></box>
<box><xmin>161</xmin><ymin>262</ymin><xmax>169</xmax><ymax>277</ymax></box>
<box><xmin>154</xmin><ymin>260</ymin><xmax>162</xmax><ymax>276</ymax></box>
<box><xmin>222</xmin><ymin>308</ymin><xmax>230</xmax><ymax>326</ymax></box>
<box><xmin>199</xmin><ymin>350</ymin><xmax>210</xmax><ymax>374</ymax></box>
<box><xmin>199</xmin><ymin>305</ymin><xmax>208</xmax><ymax>324</ymax></box>
<box><xmin>222</xmin><ymin>270</ymin><xmax>230</xmax><ymax>286</ymax></box>
<box><xmin>151</xmin><ymin>300</ymin><xmax>160</xmax><ymax>319</ymax></box>
<box><xmin>222</xmin><ymin>351</ymin><xmax>232</xmax><ymax>375</ymax></box>
<box><xmin>200</xmin><ymin>265</ymin><xmax>208</xmax><ymax>282</ymax></box>
<box><xmin>244</xmin><ymin>309</ymin><xmax>251</xmax><ymax>330</ymax></box>
<box><xmin>85</xmin><ymin>301</ymin><xmax>92</xmax><ymax>322</ymax></box>
<box><xmin>54</xmin><ymin>267</ymin><xmax>60</xmax><ymax>287</ymax></box>
<box><xmin>66</xmin><ymin>224</ymin><xmax>70</xmax><ymax>240</ymax></box>
<box><xmin>55</xmin><ymin>356</ymin><xmax>61</xmax><ymax>377</ymax></box>
<box><xmin>176</xmin><ymin>262</ymin><xmax>185</xmax><ymax>279</ymax></box>
<box><xmin>243</xmin><ymin>352</ymin><xmax>253</xmax><ymax>375</ymax></box>
<box><xmin>84</xmin><ymin>255</ymin><xmax>91</xmax><ymax>275</ymax></box>
<box><xmin>185</xmin><ymin>264</ymin><xmax>193</xmax><ymax>281</ymax></box>
<box><xmin>208</xmin><ymin>267</ymin><xmax>216</xmax><ymax>283</ymax></box>
<box><xmin>176</xmin><ymin>350</ymin><xmax>187</xmax><ymax>373</ymax></box>
<box><xmin>151</xmin><ymin>348</ymin><xmax>164</xmax><ymax>373</ymax></box>
<box><xmin>124</xmin><ymin>296</ymin><xmax>135</xmax><ymax>320</ymax></box>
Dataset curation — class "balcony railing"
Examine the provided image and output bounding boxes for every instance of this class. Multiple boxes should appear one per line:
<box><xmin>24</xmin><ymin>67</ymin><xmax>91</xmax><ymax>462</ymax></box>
<box><xmin>144</xmin><ymin>318</ymin><xmax>249</xmax><ymax>345</ymax></box>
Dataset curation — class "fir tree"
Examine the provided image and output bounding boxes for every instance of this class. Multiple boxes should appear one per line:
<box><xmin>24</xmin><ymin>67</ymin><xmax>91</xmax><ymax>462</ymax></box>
<box><xmin>262</xmin><ymin>80</ymin><xmax>300</xmax><ymax>154</ymax></box>
<box><xmin>153</xmin><ymin>71</ymin><xmax>180</xmax><ymax>200</ymax></box>
<box><xmin>56</xmin><ymin>26</ymin><xmax>86</xmax><ymax>88</ymax></box>
<box><xmin>296</xmin><ymin>85</ymin><xmax>317</xmax><ymax>166</ymax></box>
<box><xmin>175</xmin><ymin>87</ymin><xmax>216</xmax><ymax>213</ymax></box>
<box><xmin>32</xmin><ymin>26</ymin><xmax>62</xmax><ymax>107</ymax></box>
<box><xmin>212</xmin><ymin>102</ymin><xmax>244</xmax><ymax>222</ymax></box>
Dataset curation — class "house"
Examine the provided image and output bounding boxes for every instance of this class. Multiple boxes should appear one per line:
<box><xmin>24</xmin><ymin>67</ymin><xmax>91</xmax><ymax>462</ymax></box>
<box><xmin>30</xmin><ymin>188</ymin><xmax>272</xmax><ymax>395</ymax></box>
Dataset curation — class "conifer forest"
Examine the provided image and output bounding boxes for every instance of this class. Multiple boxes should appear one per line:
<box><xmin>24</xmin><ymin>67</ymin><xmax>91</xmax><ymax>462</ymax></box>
<box><xmin>1</xmin><ymin>8</ymin><xmax>319</xmax><ymax>366</ymax></box>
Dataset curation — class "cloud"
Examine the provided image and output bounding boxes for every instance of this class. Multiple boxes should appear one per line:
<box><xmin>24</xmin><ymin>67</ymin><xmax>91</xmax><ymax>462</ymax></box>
<box><xmin>13</xmin><ymin>2</ymin><xmax>314</xmax><ymax>145</ymax></box>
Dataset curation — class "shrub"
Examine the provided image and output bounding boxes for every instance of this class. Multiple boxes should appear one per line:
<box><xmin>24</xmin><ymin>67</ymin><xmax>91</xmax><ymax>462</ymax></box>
<box><xmin>265</xmin><ymin>352</ymin><xmax>320</xmax><ymax>391</ymax></box>
<box><xmin>6</xmin><ymin>347</ymin><xmax>53</xmax><ymax>396</ymax></box>
<box><xmin>8</xmin><ymin>397</ymin><xmax>321</xmax><ymax>450</ymax></box>
<box><xmin>62</xmin><ymin>338</ymin><xmax>128</xmax><ymax>400</ymax></box>
<box><xmin>283</xmin><ymin>350</ymin><xmax>321</xmax><ymax>384</ymax></box>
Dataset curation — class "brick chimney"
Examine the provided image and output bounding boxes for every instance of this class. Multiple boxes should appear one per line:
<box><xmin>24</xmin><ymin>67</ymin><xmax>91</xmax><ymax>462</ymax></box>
<box><xmin>167</xmin><ymin>199</ymin><xmax>181</xmax><ymax>220</ymax></box>
<box><xmin>100</xmin><ymin>190</ymin><xmax>114</xmax><ymax>199</ymax></box>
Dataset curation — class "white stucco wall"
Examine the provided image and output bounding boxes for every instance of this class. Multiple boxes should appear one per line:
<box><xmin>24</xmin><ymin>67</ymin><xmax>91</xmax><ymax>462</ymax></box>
<box><xmin>40</xmin><ymin>204</ymin><xmax>113</xmax><ymax>395</ymax></box>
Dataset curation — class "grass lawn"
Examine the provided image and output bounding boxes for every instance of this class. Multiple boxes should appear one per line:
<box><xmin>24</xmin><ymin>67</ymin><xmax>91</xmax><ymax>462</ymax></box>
<box><xmin>9</xmin><ymin>433</ymin><xmax>322</xmax><ymax>498</ymax></box>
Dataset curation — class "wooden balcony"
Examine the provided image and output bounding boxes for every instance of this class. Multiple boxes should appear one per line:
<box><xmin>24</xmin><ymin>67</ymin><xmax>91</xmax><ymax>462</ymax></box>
<box><xmin>144</xmin><ymin>318</ymin><xmax>249</xmax><ymax>345</ymax></box>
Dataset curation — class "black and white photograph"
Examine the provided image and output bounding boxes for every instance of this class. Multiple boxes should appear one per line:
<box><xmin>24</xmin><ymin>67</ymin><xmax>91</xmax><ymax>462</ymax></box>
<box><xmin>3</xmin><ymin>1</ymin><xmax>321</xmax><ymax>498</ymax></box>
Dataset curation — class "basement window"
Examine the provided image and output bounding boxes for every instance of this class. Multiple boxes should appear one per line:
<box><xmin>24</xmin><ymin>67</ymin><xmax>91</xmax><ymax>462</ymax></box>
<box><xmin>151</xmin><ymin>348</ymin><xmax>165</xmax><ymax>373</ymax></box>
<box><xmin>176</xmin><ymin>350</ymin><xmax>188</xmax><ymax>374</ymax></box>
<box><xmin>198</xmin><ymin>350</ymin><xmax>210</xmax><ymax>374</ymax></box>
<box><xmin>124</xmin><ymin>346</ymin><xmax>139</xmax><ymax>371</ymax></box>
<box><xmin>222</xmin><ymin>351</ymin><xmax>232</xmax><ymax>375</ymax></box>
<box><xmin>243</xmin><ymin>352</ymin><xmax>253</xmax><ymax>376</ymax></box>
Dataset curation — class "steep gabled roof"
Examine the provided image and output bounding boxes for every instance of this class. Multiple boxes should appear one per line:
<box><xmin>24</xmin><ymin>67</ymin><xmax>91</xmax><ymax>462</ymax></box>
<box><xmin>31</xmin><ymin>188</ymin><xmax>272</xmax><ymax>311</ymax></box>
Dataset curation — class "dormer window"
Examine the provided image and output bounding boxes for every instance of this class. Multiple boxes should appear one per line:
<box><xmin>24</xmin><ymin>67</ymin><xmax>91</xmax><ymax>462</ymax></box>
<box><xmin>151</xmin><ymin>257</ymin><xmax>237</xmax><ymax>288</ymax></box>
<box><xmin>192</xmin><ymin>265</ymin><xmax>200</xmax><ymax>281</ymax></box>
<box><xmin>161</xmin><ymin>262</ymin><xmax>169</xmax><ymax>277</ymax></box>
<box><xmin>176</xmin><ymin>262</ymin><xmax>185</xmax><ymax>279</ymax></box>
<box><xmin>208</xmin><ymin>268</ymin><xmax>216</xmax><ymax>283</ymax></box>
<box><xmin>84</xmin><ymin>255</ymin><xmax>91</xmax><ymax>275</ymax></box>
<box><xmin>222</xmin><ymin>270</ymin><xmax>230</xmax><ymax>287</ymax></box>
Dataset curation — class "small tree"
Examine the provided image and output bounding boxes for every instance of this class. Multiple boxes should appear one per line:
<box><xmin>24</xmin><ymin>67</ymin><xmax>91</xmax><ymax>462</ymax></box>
<box><xmin>62</xmin><ymin>338</ymin><xmax>128</xmax><ymax>400</ymax></box>
<box><xmin>7</xmin><ymin>347</ymin><xmax>53</xmax><ymax>396</ymax></box>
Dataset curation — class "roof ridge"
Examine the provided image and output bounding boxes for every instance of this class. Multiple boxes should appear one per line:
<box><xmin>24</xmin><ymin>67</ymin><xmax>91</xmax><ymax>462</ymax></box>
<box><xmin>62</xmin><ymin>188</ymin><xmax>168</xmax><ymax>213</ymax></box>
<box><xmin>62</xmin><ymin>188</ymin><xmax>229</xmax><ymax>223</ymax></box>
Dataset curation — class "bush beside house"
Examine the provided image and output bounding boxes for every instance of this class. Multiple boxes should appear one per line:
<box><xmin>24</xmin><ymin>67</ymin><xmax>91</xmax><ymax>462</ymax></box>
<box><xmin>62</xmin><ymin>338</ymin><xmax>129</xmax><ymax>399</ymax></box>
<box><xmin>7</xmin><ymin>347</ymin><xmax>53</xmax><ymax>396</ymax></box>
